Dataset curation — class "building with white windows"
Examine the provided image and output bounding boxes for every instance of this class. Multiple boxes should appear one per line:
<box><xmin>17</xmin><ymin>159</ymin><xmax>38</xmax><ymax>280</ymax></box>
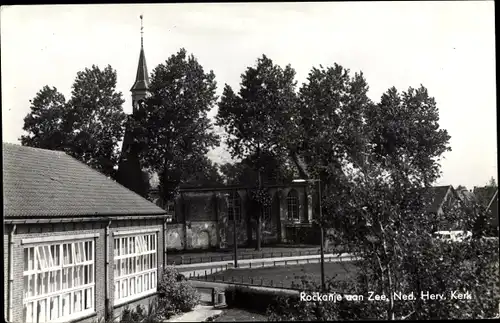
<box><xmin>3</xmin><ymin>143</ymin><xmax>171</xmax><ymax>323</ymax></box>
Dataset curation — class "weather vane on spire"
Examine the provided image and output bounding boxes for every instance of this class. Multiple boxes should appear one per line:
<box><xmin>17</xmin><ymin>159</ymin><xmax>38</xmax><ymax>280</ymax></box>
<box><xmin>140</xmin><ymin>15</ymin><xmax>144</xmax><ymax>48</ymax></box>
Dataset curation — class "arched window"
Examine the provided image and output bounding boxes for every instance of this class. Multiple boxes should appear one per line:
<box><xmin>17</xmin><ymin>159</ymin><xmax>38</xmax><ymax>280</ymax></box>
<box><xmin>227</xmin><ymin>191</ymin><xmax>241</xmax><ymax>222</ymax></box>
<box><xmin>287</xmin><ymin>189</ymin><xmax>299</xmax><ymax>221</ymax></box>
<box><xmin>263</xmin><ymin>202</ymin><xmax>271</xmax><ymax>224</ymax></box>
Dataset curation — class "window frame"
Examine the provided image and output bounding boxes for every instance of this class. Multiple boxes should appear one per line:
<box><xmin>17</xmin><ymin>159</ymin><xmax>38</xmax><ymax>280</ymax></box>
<box><xmin>287</xmin><ymin>189</ymin><xmax>300</xmax><ymax>222</ymax></box>
<box><xmin>22</xmin><ymin>238</ymin><xmax>96</xmax><ymax>323</ymax></box>
<box><xmin>227</xmin><ymin>192</ymin><xmax>242</xmax><ymax>222</ymax></box>
<box><xmin>112</xmin><ymin>232</ymin><xmax>158</xmax><ymax>306</ymax></box>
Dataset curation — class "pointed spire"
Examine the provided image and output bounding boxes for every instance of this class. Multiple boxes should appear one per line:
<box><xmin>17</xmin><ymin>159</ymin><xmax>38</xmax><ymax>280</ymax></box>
<box><xmin>140</xmin><ymin>14</ymin><xmax>144</xmax><ymax>48</ymax></box>
<box><xmin>131</xmin><ymin>15</ymin><xmax>150</xmax><ymax>92</ymax></box>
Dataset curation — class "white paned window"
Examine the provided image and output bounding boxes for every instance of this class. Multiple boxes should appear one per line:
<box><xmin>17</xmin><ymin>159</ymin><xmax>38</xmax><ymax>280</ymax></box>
<box><xmin>23</xmin><ymin>240</ymin><xmax>95</xmax><ymax>323</ymax></box>
<box><xmin>114</xmin><ymin>233</ymin><xmax>157</xmax><ymax>305</ymax></box>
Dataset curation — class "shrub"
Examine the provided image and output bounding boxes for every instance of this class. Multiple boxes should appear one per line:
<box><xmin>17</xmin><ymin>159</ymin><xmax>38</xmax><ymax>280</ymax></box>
<box><xmin>225</xmin><ymin>285</ymin><xmax>298</xmax><ymax>313</ymax></box>
<box><xmin>157</xmin><ymin>266</ymin><xmax>200</xmax><ymax>318</ymax></box>
<box><xmin>267</xmin><ymin>238</ymin><xmax>500</xmax><ymax>321</ymax></box>
<box><xmin>117</xmin><ymin>301</ymin><xmax>164</xmax><ymax>323</ymax></box>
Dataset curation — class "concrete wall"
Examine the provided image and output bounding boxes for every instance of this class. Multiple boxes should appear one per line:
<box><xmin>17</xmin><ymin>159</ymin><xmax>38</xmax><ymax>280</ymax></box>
<box><xmin>5</xmin><ymin>218</ymin><xmax>164</xmax><ymax>323</ymax></box>
<box><xmin>186</xmin><ymin>221</ymin><xmax>218</xmax><ymax>249</ymax></box>
<box><xmin>166</xmin><ymin>224</ymin><xmax>185</xmax><ymax>251</ymax></box>
<box><xmin>162</xmin><ymin>184</ymin><xmax>314</xmax><ymax>251</ymax></box>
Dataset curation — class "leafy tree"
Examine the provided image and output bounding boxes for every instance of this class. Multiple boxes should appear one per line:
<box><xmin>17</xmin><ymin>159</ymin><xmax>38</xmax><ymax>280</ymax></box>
<box><xmin>21</xmin><ymin>86</ymin><xmax>70</xmax><ymax>150</ymax></box>
<box><xmin>65</xmin><ymin>65</ymin><xmax>126</xmax><ymax>177</ymax></box>
<box><xmin>220</xmin><ymin>151</ymin><xmax>296</xmax><ymax>186</ymax></box>
<box><xmin>182</xmin><ymin>155</ymin><xmax>224</xmax><ymax>187</ymax></box>
<box><xmin>20</xmin><ymin>65</ymin><xmax>126</xmax><ymax>177</ymax></box>
<box><xmin>366</xmin><ymin>86</ymin><xmax>451</xmax><ymax>186</ymax></box>
<box><xmin>216</xmin><ymin>54</ymin><xmax>298</xmax><ymax>250</ymax></box>
<box><xmin>135</xmin><ymin>48</ymin><xmax>219</xmax><ymax>205</ymax></box>
<box><xmin>270</xmin><ymin>62</ymin><xmax>499</xmax><ymax>320</ymax></box>
<box><xmin>291</xmin><ymin>64</ymin><xmax>374</xmax><ymax>247</ymax></box>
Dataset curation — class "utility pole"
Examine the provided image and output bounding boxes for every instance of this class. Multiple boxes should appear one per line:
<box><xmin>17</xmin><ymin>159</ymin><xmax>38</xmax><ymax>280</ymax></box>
<box><xmin>233</xmin><ymin>198</ymin><xmax>238</xmax><ymax>268</ymax></box>
<box><xmin>318</xmin><ymin>180</ymin><xmax>325</xmax><ymax>292</ymax></box>
<box><xmin>227</xmin><ymin>193</ymin><xmax>238</xmax><ymax>268</ymax></box>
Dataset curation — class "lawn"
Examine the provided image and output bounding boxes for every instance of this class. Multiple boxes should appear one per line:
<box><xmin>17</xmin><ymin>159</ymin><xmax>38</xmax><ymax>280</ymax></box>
<box><xmin>202</xmin><ymin>261</ymin><xmax>358</xmax><ymax>289</ymax></box>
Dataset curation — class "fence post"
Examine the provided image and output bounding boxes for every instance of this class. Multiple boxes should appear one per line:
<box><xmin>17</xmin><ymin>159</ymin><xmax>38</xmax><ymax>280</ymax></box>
<box><xmin>262</xmin><ymin>261</ymin><xmax>265</xmax><ymax>268</ymax></box>
<box><xmin>274</xmin><ymin>261</ymin><xmax>276</xmax><ymax>266</ymax></box>
<box><xmin>281</xmin><ymin>252</ymin><xmax>283</xmax><ymax>257</ymax></box>
<box><xmin>205</xmin><ymin>270</ymin><xmax>207</xmax><ymax>279</ymax></box>
<box><xmin>251</xmin><ymin>278</ymin><xmax>254</xmax><ymax>284</ymax></box>
<box><xmin>181</xmin><ymin>256</ymin><xmax>184</xmax><ymax>265</ymax></box>
<box><xmin>222</xmin><ymin>276</ymin><xmax>225</xmax><ymax>282</ymax></box>
<box><xmin>250</xmin><ymin>262</ymin><xmax>252</xmax><ymax>268</ymax></box>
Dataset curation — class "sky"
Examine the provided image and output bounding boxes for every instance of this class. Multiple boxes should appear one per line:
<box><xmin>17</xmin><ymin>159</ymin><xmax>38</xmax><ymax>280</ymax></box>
<box><xmin>1</xmin><ymin>2</ymin><xmax>497</xmax><ymax>189</ymax></box>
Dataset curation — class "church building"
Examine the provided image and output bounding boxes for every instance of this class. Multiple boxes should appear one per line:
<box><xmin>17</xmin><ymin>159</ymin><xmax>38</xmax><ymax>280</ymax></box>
<box><xmin>116</xmin><ymin>17</ymin><xmax>319</xmax><ymax>251</ymax></box>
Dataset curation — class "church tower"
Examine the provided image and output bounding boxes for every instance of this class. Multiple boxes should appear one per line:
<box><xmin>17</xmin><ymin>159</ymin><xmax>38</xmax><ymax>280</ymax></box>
<box><xmin>131</xmin><ymin>15</ymin><xmax>150</xmax><ymax>112</ymax></box>
<box><xmin>116</xmin><ymin>15</ymin><xmax>151</xmax><ymax>198</ymax></box>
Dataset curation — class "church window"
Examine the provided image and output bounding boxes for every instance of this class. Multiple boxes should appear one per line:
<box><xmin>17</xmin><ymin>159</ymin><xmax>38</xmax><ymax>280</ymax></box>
<box><xmin>287</xmin><ymin>189</ymin><xmax>299</xmax><ymax>221</ymax></box>
<box><xmin>227</xmin><ymin>192</ymin><xmax>241</xmax><ymax>222</ymax></box>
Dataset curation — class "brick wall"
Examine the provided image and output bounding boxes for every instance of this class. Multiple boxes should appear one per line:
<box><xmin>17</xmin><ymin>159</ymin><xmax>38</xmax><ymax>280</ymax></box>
<box><xmin>4</xmin><ymin>230</ymin><xmax>9</xmax><ymax>321</ymax></box>
<box><xmin>7</xmin><ymin>218</ymin><xmax>166</xmax><ymax>323</ymax></box>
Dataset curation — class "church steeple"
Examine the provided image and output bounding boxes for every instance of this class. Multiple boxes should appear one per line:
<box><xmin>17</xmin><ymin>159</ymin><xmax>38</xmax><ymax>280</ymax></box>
<box><xmin>131</xmin><ymin>15</ymin><xmax>150</xmax><ymax>112</ymax></box>
<box><xmin>115</xmin><ymin>15</ymin><xmax>150</xmax><ymax>197</ymax></box>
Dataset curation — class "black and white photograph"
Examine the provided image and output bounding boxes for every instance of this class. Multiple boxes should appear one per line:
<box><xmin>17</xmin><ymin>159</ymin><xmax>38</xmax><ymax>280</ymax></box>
<box><xmin>1</xmin><ymin>2</ymin><xmax>498</xmax><ymax>322</ymax></box>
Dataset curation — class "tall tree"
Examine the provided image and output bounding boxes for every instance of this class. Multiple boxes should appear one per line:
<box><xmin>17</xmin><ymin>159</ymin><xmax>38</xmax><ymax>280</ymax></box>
<box><xmin>65</xmin><ymin>65</ymin><xmax>126</xmax><ymax>177</ymax></box>
<box><xmin>20</xmin><ymin>65</ymin><xmax>126</xmax><ymax>177</ymax></box>
<box><xmin>293</xmin><ymin>64</ymin><xmax>374</xmax><ymax>244</ymax></box>
<box><xmin>182</xmin><ymin>155</ymin><xmax>224</xmax><ymax>187</ymax></box>
<box><xmin>135</xmin><ymin>48</ymin><xmax>220</xmax><ymax>204</ymax></box>
<box><xmin>270</xmin><ymin>80</ymin><xmax>498</xmax><ymax>320</ymax></box>
<box><xmin>21</xmin><ymin>86</ymin><xmax>69</xmax><ymax>150</ymax></box>
<box><xmin>367</xmin><ymin>86</ymin><xmax>451</xmax><ymax>186</ymax></box>
<box><xmin>216</xmin><ymin>54</ymin><xmax>298</xmax><ymax>250</ymax></box>
<box><xmin>220</xmin><ymin>151</ymin><xmax>296</xmax><ymax>186</ymax></box>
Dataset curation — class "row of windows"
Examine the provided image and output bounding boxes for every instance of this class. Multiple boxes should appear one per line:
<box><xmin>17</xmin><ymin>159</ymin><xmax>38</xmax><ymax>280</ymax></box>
<box><xmin>23</xmin><ymin>233</ymin><xmax>158</xmax><ymax>323</ymax></box>
<box><xmin>227</xmin><ymin>190</ymin><xmax>301</xmax><ymax>221</ymax></box>
<box><xmin>163</xmin><ymin>190</ymin><xmax>303</xmax><ymax>222</ymax></box>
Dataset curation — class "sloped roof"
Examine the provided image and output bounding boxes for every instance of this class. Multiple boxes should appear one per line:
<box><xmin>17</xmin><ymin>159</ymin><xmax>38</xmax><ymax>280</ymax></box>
<box><xmin>456</xmin><ymin>188</ymin><xmax>476</xmax><ymax>206</ymax></box>
<box><xmin>420</xmin><ymin>185</ymin><xmax>453</xmax><ymax>214</ymax></box>
<box><xmin>3</xmin><ymin>143</ymin><xmax>167</xmax><ymax>218</ymax></box>
<box><xmin>130</xmin><ymin>47</ymin><xmax>150</xmax><ymax>92</ymax></box>
<box><xmin>486</xmin><ymin>189</ymin><xmax>498</xmax><ymax>227</ymax></box>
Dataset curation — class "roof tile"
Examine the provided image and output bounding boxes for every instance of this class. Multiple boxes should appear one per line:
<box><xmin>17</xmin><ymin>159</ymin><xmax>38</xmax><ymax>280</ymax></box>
<box><xmin>3</xmin><ymin>143</ymin><xmax>166</xmax><ymax>218</ymax></box>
